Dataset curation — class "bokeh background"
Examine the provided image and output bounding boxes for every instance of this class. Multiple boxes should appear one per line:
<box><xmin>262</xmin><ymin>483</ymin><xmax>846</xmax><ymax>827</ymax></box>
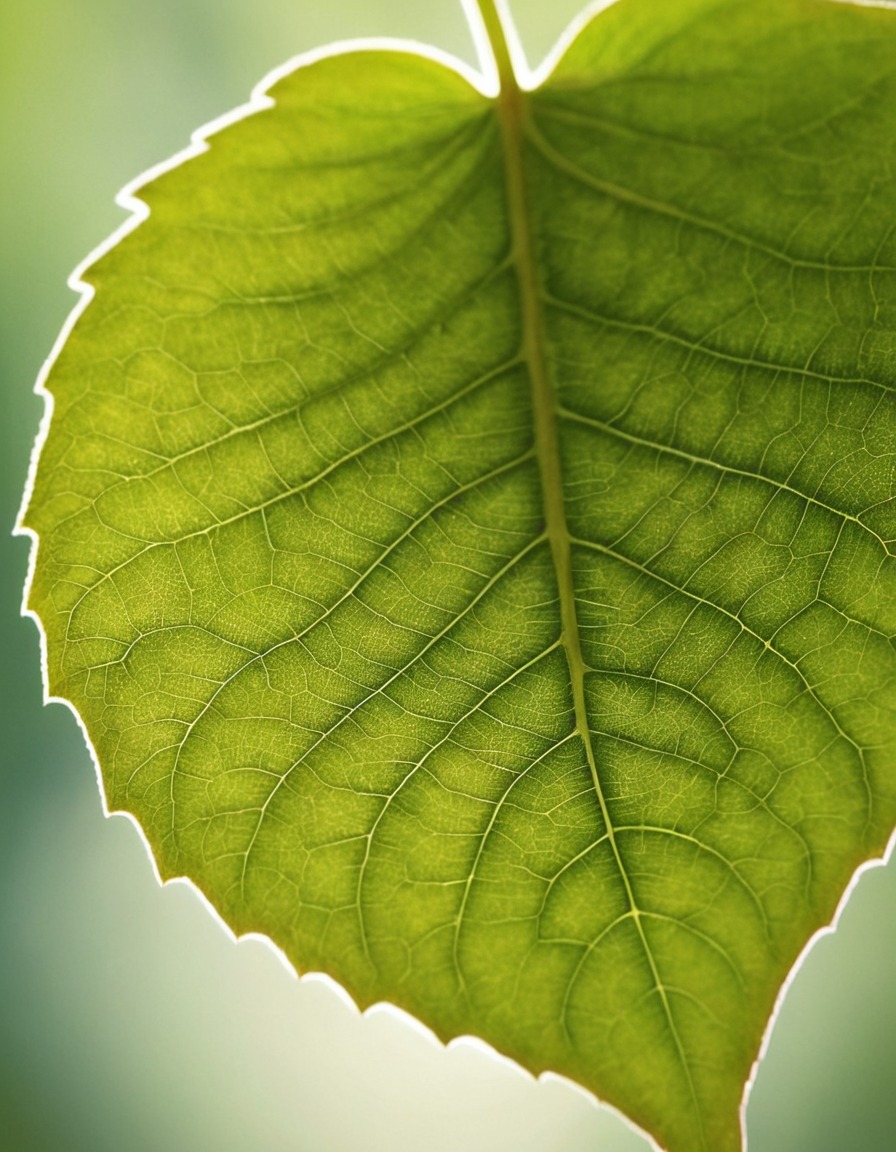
<box><xmin>2</xmin><ymin>2</ymin><xmax>895</xmax><ymax>1149</ymax></box>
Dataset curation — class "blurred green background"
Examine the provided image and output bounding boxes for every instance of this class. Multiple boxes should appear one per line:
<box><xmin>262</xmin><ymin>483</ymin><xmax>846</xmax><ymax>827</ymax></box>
<box><xmin>2</xmin><ymin>2</ymin><xmax>895</xmax><ymax>1149</ymax></box>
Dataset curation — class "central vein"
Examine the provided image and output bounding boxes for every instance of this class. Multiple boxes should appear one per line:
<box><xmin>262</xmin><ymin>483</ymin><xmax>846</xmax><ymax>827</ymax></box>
<box><xmin>479</xmin><ymin>1</ymin><xmax>700</xmax><ymax>1117</ymax></box>
<box><xmin>481</xmin><ymin>0</ymin><xmax>622</xmax><ymax>877</ymax></box>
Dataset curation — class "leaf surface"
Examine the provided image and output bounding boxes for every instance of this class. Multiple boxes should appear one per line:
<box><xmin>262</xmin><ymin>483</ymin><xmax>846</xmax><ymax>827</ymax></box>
<box><xmin>22</xmin><ymin>1</ymin><xmax>896</xmax><ymax>1149</ymax></box>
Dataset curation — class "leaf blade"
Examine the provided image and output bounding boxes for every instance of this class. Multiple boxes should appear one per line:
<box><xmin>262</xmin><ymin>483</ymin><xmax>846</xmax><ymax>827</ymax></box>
<box><xmin>22</xmin><ymin>4</ymin><xmax>896</xmax><ymax>1151</ymax></box>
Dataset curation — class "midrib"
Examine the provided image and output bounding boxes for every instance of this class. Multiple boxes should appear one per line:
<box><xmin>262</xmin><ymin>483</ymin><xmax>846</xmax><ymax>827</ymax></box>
<box><xmin>484</xmin><ymin>1</ymin><xmax>639</xmax><ymax>940</ymax></box>
<box><xmin>480</xmin><ymin>0</ymin><xmax>702</xmax><ymax>1133</ymax></box>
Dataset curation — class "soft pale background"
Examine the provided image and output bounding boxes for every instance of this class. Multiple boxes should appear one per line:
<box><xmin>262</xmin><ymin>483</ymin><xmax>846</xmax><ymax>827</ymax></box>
<box><xmin>2</xmin><ymin>2</ymin><xmax>894</xmax><ymax>1149</ymax></box>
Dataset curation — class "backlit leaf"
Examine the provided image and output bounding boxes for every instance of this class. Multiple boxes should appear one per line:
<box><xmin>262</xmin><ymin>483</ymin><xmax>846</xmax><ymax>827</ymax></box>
<box><xmin>21</xmin><ymin>1</ymin><xmax>896</xmax><ymax>1149</ymax></box>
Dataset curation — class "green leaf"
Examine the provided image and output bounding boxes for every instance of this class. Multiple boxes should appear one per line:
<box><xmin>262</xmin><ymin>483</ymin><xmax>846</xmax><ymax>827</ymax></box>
<box><xmin>20</xmin><ymin>1</ymin><xmax>896</xmax><ymax>1149</ymax></box>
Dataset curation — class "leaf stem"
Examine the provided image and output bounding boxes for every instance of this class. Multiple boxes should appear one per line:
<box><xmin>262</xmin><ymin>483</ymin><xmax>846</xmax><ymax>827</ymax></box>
<box><xmin>475</xmin><ymin>0</ymin><xmax>519</xmax><ymax>93</ymax></box>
